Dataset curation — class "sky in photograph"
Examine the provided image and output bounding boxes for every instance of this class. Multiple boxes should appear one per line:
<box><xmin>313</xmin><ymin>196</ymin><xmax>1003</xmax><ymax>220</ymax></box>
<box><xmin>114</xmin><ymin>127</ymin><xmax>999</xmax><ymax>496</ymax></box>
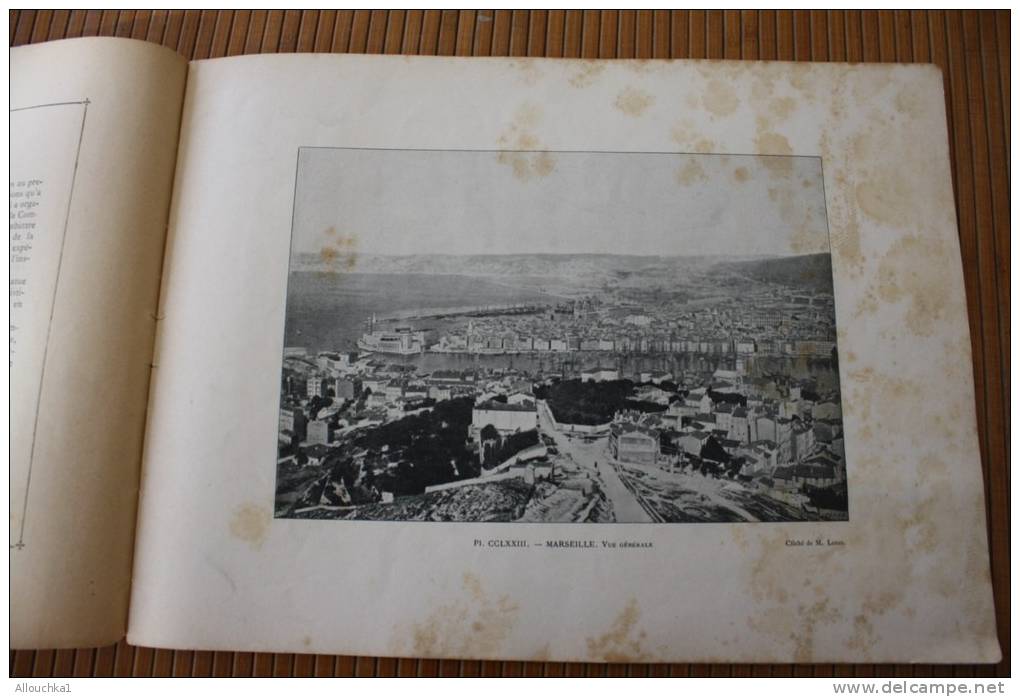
<box><xmin>291</xmin><ymin>147</ymin><xmax>830</xmax><ymax>258</ymax></box>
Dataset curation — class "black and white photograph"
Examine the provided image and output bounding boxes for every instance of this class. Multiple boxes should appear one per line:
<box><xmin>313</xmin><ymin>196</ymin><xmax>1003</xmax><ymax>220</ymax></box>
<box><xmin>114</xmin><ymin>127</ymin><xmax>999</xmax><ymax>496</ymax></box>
<box><xmin>275</xmin><ymin>147</ymin><xmax>848</xmax><ymax>523</ymax></box>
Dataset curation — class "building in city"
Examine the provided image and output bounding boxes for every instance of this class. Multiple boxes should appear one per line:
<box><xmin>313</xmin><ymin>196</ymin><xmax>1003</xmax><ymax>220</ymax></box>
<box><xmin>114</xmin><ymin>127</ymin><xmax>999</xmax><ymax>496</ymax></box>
<box><xmin>307</xmin><ymin>419</ymin><xmax>331</xmax><ymax>446</ymax></box>
<box><xmin>581</xmin><ymin>366</ymin><xmax>620</xmax><ymax>383</ymax></box>
<box><xmin>471</xmin><ymin>399</ymin><xmax>538</xmax><ymax>434</ymax></box>
<box><xmin>609</xmin><ymin>423</ymin><xmax>661</xmax><ymax>465</ymax></box>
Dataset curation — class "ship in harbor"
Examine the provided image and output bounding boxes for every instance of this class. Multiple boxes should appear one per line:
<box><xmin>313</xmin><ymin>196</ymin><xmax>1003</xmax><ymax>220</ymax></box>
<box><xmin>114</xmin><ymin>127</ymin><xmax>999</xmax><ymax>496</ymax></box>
<box><xmin>356</xmin><ymin>315</ymin><xmax>425</xmax><ymax>355</ymax></box>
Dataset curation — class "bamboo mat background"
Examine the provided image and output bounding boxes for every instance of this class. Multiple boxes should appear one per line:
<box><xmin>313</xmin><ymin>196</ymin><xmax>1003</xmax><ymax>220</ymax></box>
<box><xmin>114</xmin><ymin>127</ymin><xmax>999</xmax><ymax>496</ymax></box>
<box><xmin>9</xmin><ymin>9</ymin><xmax>1009</xmax><ymax>678</ymax></box>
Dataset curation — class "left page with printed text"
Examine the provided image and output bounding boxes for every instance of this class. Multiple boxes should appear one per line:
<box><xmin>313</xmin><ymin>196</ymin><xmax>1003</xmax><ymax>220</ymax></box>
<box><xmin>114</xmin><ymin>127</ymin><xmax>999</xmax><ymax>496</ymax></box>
<box><xmin>10</xmin><ymin>37</ymin><xmax>188</xmax><ymax>649</ymax></box>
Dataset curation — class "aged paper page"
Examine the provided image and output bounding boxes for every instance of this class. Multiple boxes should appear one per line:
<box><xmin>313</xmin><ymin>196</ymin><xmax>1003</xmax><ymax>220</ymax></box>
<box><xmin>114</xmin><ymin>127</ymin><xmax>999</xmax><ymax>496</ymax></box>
<box><xmin>130</xmin><ymin>54</ymin><xmax>998</xmax><ymax>662</ymax></box>
<box><xmin>10</xmin><ymin>38</ymin><xmax>188</xmax><ymax>648</ymax></box>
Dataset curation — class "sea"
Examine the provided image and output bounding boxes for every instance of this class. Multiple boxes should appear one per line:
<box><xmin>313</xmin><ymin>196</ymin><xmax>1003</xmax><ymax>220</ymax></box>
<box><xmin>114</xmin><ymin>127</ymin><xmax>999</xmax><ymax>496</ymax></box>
<box><xmin>283</xmin><ymin>271</ymin><xmax>555</xmax><ymax>353</ymax></box>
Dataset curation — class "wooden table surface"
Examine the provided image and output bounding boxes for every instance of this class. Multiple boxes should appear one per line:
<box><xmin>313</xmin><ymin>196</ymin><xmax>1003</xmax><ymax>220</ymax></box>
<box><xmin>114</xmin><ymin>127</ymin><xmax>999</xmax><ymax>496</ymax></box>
<box><xmin>9</xmin><ymin>10</ymin><xmax>1009</xmax><ymax>678</ymax></box>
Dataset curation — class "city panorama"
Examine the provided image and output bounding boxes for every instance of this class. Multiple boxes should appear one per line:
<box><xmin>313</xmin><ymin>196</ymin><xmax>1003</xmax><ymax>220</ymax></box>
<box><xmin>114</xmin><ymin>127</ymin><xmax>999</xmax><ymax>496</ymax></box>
<box><xmin>274</xmin><ymin>148</ymin><xmax>848</xmax><ymax>523</ymax></box>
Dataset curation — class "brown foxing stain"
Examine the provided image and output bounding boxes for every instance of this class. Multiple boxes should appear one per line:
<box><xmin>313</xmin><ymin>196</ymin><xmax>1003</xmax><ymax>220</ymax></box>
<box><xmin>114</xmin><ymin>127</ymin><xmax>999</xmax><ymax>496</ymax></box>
<box><xmin>732</xmin><ymin>166</ymin><xmax>750</xmax><ymax>183</ymax></box>
<box><xmin>895</xmin><ymin>467</ymin><xmax>948</xmax><ymax>554</ymax></box>
<box><xmin>765</xmin><ymin>184</ymin><xmax>826</xmax><ymax>255</ymax></box>
<box><xmin>675</xmin><ymin>159</ymin><xmax>707</xmax><ymax>186</ymax></box>
<box><xmin>894</xmin><ymin>81</ymin><xmax>929</xmax><ymax>119</ymax></box>
<box><xmin>817</xmin><ymin>164</ymin><xmax>866</xmax><ymax>274</ymax></box>
<box><xmin>811</xmin><ymin>84</ymin><xmax>873</xmax><ymax>277</ymax></box>
<box><xmin>847</xmin><ymin>614</ymin><xmax>876</xmax><ymax>653</ymax></box>
<box><xmin>528</xmin><ymin>644</ymin><xmax>552</xmax><ymax>662</ymax></box>
<box><xmin>669</xmin><ymin>120</ymin><xmax>715</xmax><ymax>153</ymax></box>
<box><xmin>874</xmin><ymin>234</ymin><xmax>952</xmax><ymax>337</ymax></box>
<box><xmin>585</xmin><ymin>598</ymin><xmax>652</xmax><ymax>662</ymax></box>
<box><xmin>852</xmin><ymin>288</ymin><xmax>880</xmax><ymax>319</ymax></box>
<box><xmin>624</xmin><ymin>58</ymin><xmax>661</xmax><ymax>75</ymax></box>
<box><xmin>497</xmin><ymin>103</ymin><xmax>556</xmax><ymax>181</ymax></box>
<box><xmin>789</xmin><ymin>599</ymin><xmax>841</xmax><ymax>663</ymax></box>
<box><xmin>790</xmin><ymin>218</ymin><xmax>822</xmax><ymax>255</ymax></box>
<box><xmin>844</xmin><ymin>366</ymin><xmax>923</xmax><ymax>445</ymax></box>
<box><xmin>511</xmin><ymin>58</ymin><xmax>542</xmax><ymax>86</ymax></box>
<box><xmin>669</xmin><ymin>120</ymin><xmax>693</xmax><ymax>146</ymax></box>
<box><xmin>728</xmin><ymin>525</ymin><xmax>750</xmax><ymax>551</ymax></box>
<box><xmin>743</xmin><ymin>504</ymin><xmax>940</xmax><ymax>660</ymax></box>
<box><xmin>856</xmin><ymin>563</ymin><xmax>905</xmax><ymax>616</ymax></box>
<box><xmin>744</xmin><ymin>530</ymin><xmax>848</xmax><ymax>661</ymax></box>
<box><xmin>748</xmin><ymin>531</ymin><xmax>793</xmax><ymax>605</ymax></box>
<box><xmin>228</xmin><ymin>503</ymin><xmax>270</xmax><ymax>549</ymax></box>
<box><xmin>755</xmin><ymin>129</ymin><xmax>794</xmax><ymax>177</ymax></box>
<box><xmin>787</xmin><ymin>66</ymin><xmax>816</xmax><ymax>97</ymax></box>
<box><xmin>832</xmin><ymin>199</ymin><xmax>866</xmax><ymax>273</ymax></box>
<box><xmin>615</xmin><ymin>86</ymin><xmax>654</xmax><ymax>117</ymax></box>
<box><xmin>702</xmin><ymin>79</ymin><xmax>738</xmax><ymax>117</ymax></box>
<box><xmin>319</xmin><ymin>226</ymin><xmax>359</xmax><ymax>273</ymax></box>
<box><xmin>750</xmin><ymin>70</ymin><xmax>777</xmax><ymax>101</ymax></box>
<box><xmin>844</xmin><ymin>116</ymin><xmax>955</xmax><ymax>235</ymax></box>
<box><xmin>934</xmin><ymin>337</ymin><xmax>977</xmax><ymax>411</ymax></box>
<box><xmin>692</xmin><ymin>59</ymin><xmax>746</xmax><ymax>83</ymax></box>
<box><xmin>929</xmin><ymin>411</ymin><xmax>952</xmax><ymax>445</ymax></box>
<box><xmin>567</xmin><ymin>60</ymin><xmax>606</xmax><ymax>88</ymax></box>
<box><xmin>876</xmin><ymin>445</ymin><xmax>991</xmax><ymax>628</ymax></box>
<box><xmin>850</xmin><ymin>67</ymin><xmax>895</xmax><ymax>105</ymax></box>
<box><xmin>770</xmin><ymin>95</ymin><xmax>797</xmax><ymax>119</ymax></box>
<box><xmin>406</xmin><ymin>572</ymin><xmax>520</xmax><ymax>659</ymax></box>
<box><xmin>951</xmin><ymin>531</ymin><xmax>1000</xmax><ymax>658</ymax></box>
<box><xmin>855</xmin><ymin>174</ymin><xmax>913</xmax><ymax>228</ymax></box>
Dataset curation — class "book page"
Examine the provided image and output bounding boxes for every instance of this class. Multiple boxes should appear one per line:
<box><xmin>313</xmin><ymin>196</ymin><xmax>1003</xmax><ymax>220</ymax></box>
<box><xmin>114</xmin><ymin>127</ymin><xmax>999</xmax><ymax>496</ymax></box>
<box><xmin>130</xmin><ymin>54</ymin><xmax>999</xmax><ymax>662</ymax></box>
<box><xmin>10</xmin><ymin>38</ymin><xmax>188</xmax><ymax>648</ymax></box>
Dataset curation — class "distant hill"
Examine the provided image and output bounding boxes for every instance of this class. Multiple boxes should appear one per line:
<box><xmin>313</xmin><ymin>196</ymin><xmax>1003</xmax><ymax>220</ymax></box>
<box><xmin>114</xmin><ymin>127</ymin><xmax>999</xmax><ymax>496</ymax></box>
<box><xmin>291</xmin><ymin>252</ymin><xmax>761</xmax><ymax>279</ymax></box>
<box><xmin>290</xmin><ymin>251</ymin><xmax>834</xmax><ymax>293</ymax></box>
<box><xmin>712</xmin><ymin>253</ymin><xmax>834</xmax><ymax>293</ymax></box>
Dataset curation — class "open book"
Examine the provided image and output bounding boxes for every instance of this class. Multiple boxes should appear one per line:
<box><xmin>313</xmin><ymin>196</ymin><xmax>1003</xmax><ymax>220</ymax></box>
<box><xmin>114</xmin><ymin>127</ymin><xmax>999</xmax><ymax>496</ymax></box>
<box><xmin>11</xmin><ymin>37</ymin><xmax>1000</xmax><ymax>663</ymax></box>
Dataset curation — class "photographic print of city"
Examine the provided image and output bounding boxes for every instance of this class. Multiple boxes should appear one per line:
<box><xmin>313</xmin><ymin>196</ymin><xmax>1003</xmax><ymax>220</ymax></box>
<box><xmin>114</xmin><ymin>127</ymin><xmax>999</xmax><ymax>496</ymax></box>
<box><xmin>275</xmin><ymin>147</ymin><xmax>848</xmax><ymax>524</ymax></box>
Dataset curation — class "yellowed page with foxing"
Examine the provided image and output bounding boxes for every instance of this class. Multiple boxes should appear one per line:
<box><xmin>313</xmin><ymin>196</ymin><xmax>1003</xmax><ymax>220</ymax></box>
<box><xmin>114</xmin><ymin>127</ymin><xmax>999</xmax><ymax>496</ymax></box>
<box><xmin>130</xmin><ymin>54</ymin><xmax>998</xmax><ymax>663</ymax></box>
<box><xmin>10</xmin><ymin>38</ymin><xmax>188</xmax><ymax>649</ymax></box>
